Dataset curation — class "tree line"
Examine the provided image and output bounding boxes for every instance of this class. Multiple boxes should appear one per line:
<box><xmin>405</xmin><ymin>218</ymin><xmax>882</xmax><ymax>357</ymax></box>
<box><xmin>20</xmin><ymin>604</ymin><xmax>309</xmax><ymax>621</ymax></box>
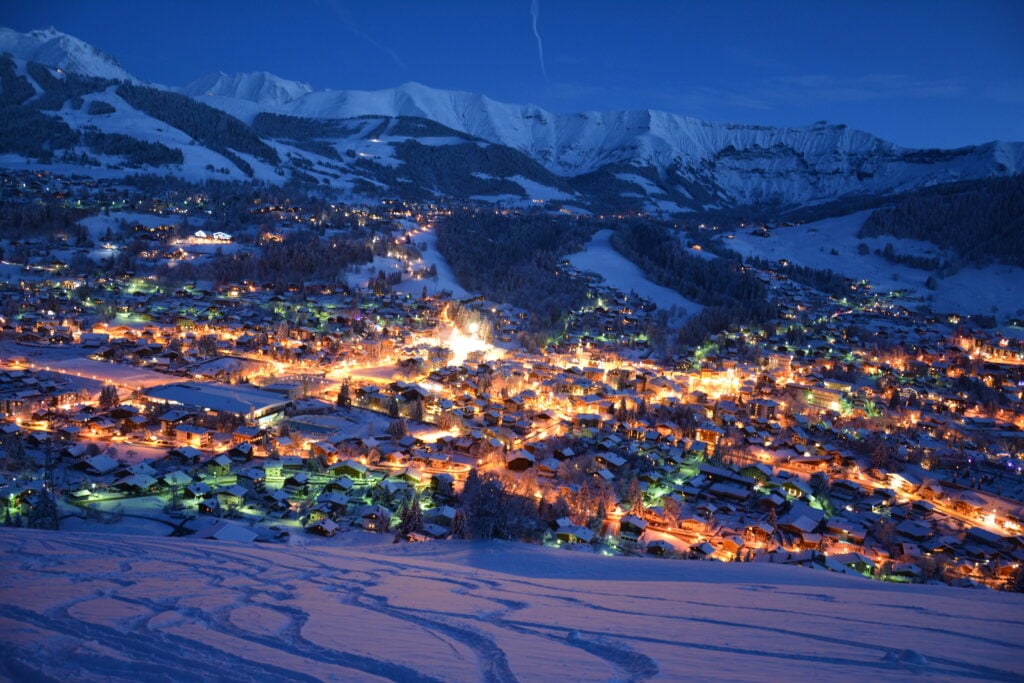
<box><xmin>116</xmin><ymin>83</ymin><xmax>280</xmax><ymax>176</ymax></box>
<box><xmin>858</xmin><ymin>174</ymin><xmax>1024</xmax><ymax>268</ymax></box>
<box><xmin>609</xmin><ymin>220</ymin><xmax>774</xmax><ymax>345</ymax></box>
<box><xmin>436</xmin><ymin>208</ymin><xmax>596</xmax><ymax>330</ymax></box>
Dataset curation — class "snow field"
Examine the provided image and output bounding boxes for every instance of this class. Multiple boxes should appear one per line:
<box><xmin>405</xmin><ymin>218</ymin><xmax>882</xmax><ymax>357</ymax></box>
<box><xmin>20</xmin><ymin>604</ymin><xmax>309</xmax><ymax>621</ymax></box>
<box><xmin>1</xmin><ymin>528</ymin><xmax>1020</xmax><ymax>682</ymax></box>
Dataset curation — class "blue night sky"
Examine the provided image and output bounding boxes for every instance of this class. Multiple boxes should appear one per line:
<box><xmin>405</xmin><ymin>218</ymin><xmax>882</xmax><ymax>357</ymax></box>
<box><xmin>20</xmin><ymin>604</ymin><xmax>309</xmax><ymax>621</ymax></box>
<box><xmin>4</xmin><ymin>0</ymin><xmax>1023</xmax><ymax>149</ymax></box>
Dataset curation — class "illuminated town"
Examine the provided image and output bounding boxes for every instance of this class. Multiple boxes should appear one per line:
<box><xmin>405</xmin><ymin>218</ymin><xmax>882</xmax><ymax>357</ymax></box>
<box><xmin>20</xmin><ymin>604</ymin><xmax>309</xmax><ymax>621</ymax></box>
<box><xmin>2</xmin><ymin>168</ymin><xmax>1022</xmax><ymax>592</ymax></box>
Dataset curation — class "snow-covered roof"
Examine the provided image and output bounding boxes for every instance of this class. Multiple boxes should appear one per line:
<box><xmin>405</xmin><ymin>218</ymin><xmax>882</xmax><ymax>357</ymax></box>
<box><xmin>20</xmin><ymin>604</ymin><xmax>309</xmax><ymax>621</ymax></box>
<box><xmin>143</xmin><ymin>381</ymin><xmax>289</xmax><ymax>416</ymax></box>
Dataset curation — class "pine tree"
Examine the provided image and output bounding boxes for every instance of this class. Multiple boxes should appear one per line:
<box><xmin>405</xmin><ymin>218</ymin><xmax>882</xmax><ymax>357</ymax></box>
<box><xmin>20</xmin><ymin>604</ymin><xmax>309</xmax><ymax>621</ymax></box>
<box><xmin>409</xmin><ymin>398</ymin><xmax>424</xmax><ymax>422</ymax></box>
<box><xmin>98</xmin><ymin>384</ymin><xmax>119</xmax><ymax>410</ymax></box>
<box><xmin>627</xmin><ymin>478</ymin><xmax>644</xmax><ymax>516</ymax></box>
<box><xmin>396</xmin><ymin>492</ymin><xmax>423</xmax><ymax>539</ymax></box>
<box><xmin>449</xmin><ymin>508</ymin><xmax>467</xmax><ymax>539</ymax></box>
<box><xmin>27</xmin><ymin>490</ymin><xmax>60</xmax><ymax>531</ymax></box>
<box><xmin>337</xmin><ymin>378</ymin><xmax>351</xmax><ymax>408</ymax></box>
<box><xmin>386</xmin><ymin>418</ymin><xmax>408</xmax><ymax>439</ymax></box>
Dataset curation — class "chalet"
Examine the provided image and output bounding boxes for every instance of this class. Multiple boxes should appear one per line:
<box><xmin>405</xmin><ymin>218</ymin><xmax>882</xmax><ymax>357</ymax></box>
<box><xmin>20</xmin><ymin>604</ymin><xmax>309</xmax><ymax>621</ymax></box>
<box><xmin>227</xmin><ymin>442</ymin><xmax>254</xmax><ymax>461</ymax></box>
<box><xmin>573</xmin><ymin>413</ymin><xmax>602</xmax><ymax>430</ymax></box>
<box><xmin>965</xmin><ymin>526</ymin><xmax>1003</xmax><ymax>549</ymax></box>
<box><xmin>824</xmin><ymin>518</ymin><xmax>867</xmax><ymax>544</ymax></box>
<box><xmin>161</xmin><ymin>471</ymin><xmax>192</xmax><ymax>488</ymax></box>
<box><xmin>356</xmin><ymin>504</ymin><xmax>392</xmax><ymax>532</ymax></box>
<box><xmin>825</xmin><ymin>552</ymin><xmax>875</xmax><ymax>576</ymax></box>
<box><xmin>690</xmin><ymin>541</ymin><xmax>716</xmax><ymax>559</ymax></box>
<box><xmin>168</xmin><ymin>446</ymin><xmax>204</xmax><ymax>466</ymax></box>
<box><xmin>184</xmin><ymin>482</ymin><xmax>212</xmax><ymax>500</ymax></box>
<box><xmin>261</xmin><ymin>489</ymin><xmax>292</xmax><ymax>512</ymax></box>
<box><xmin>195</xmin><ymin>520</ymin><xmax>258</xmax><ymax>543</ymax></box>
<box><xmin>206</xmin><ymin>453</ymin><xmax>233</xmax><ymax>478</ymax></box>
<box><xmin>594</xmin><ymin>452</ymin><xmax>626</xmax><ymax>471</ymax></box>
<box><xmin>330</xmin><ymin>458</ymin><xmax>368</xmax><ymax>479</ymax></box>
<box><xmin>395</xmin><ymin>468</ymin><xmax>424</xmax><ymax>487</ymax></box>
<box><xmin>174</xmin><ymin>424</ymin><xmax>211</xmax><ymax>448</ymax></box>
<box><xmin>283</xmin><ymin>471</ymin><xmax>310</xmax><ymax>490</ymax></box>
<box><xmin>198</xmin><ymin>497</ymin><xmax>221</xmax><ymax>515</ymax></box>
<box><xmin>830</xmin><ymin>479</ymin><xmax>865</xmax><ymax>500</ymax></box>
<box><xmin>305</xmin><ymin>518</ymin><xmax>340</xmax><ymax>537</ymax></box>
<box><xmin>895</xmin><ymin>519</ymin><xmax>933</xmax><ymax>541</ymax></box>
<box><xmin>505</xmin><ymin>449</ymin><xmax>535</xmax><ymax>472</ymax></box>
<box><xmin>235</xmin><ymin>466</ymin><xmax>266</xmax><ymax>488</ymax></box>
<box><xmin>619</xmin><ymin>514</ymin><xmax>647</xmax><ymax>542</ymax></box>
<box><xmin>232</xmin><ymin>425</ymin><xmax>263</xmax><ymax>445</ymax></box>
<box><xmin>111</xmin><ymin>473</ymin><xmax>157</xmax><ymax>494</ymax></box>
<box><xmin>779</xmin><ymin>514</ymin><xmax>819</xmax><ymax>537</ymax></box>
<box><xmin>158</xmin><ymin>409</ymin><xmax>193</xmax><ymax>436</ymax></box>
<box><xmin>81</xmin><ymin>453</ymin><xmax>119</xmax><ymax>476</ymax></box>
<box><xmin>740</xmin><ymin>462</ymin><xmax>773</xmax><ymax>483</ymax></box>
<box><xmin>698</xmin><ymin>464</ymin><xmax>755</xmax><ymax>489</ymax></box>
<box><xmin>708</xmin><ymin>482</ymin><xmax>751</xmax><ymax>502</ymax></box>
<box><xmin>744</xmin><ymin>521</ymin><xmax>774</xmax><ymax>544</ymax></box>
<box><xmin>214</xmin><ymin>485</ymin><xmax>247</xmax><ymax>508</ymax></box>
<box><xmin>890</xmin><ymin>562</ymin><xmax>923</xmax><ymax>580</ymax></box>
<box><xmin>720</xmin><ymin>535</ymin><xmax>745</xmax><ymax>556</ymax></box>
<box><xmin>537</xmin><ymin>457</ymin><xmax>561</xmax><ymax>478</ymax></box>
<box><xmin>646</xmin><ymin>540</ymin><xmax>674</xmax><ymax>556</ymax></box>
<box><xmin>555</xmin><ymin>523</ymin><xmax>595</xmax><ymax>544</ymax></box>
<box><xmin>782</xmin><ymin>479</ymin><xmax>813</xmax><ymax>500</ymax></box>
<box><xmin>888</xmin><ymin>471</ymin><xmax>921</xmax><ymax>493</ymax></box>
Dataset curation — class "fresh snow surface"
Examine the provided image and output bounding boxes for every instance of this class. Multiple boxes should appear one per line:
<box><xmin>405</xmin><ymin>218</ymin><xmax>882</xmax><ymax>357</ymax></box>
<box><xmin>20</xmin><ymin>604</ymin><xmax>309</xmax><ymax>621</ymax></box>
<box><xmin>394</xmin><ymin>226</ymin><xmax>470</xmax><ymax>299</ymax></box>
<box><xmin>728</xmin><ymin>211</ymin><xmax>1024</xmax><ymax>320</ymax></box>
<box><xmin>569</xmin><ymin>229</ymin><xmax>703</xmax><ymax>318</ymax></box>
<box><xmin>0</xmin><ymin>528</ymin><xmax>1021</xmax><ymax>682</ymax></box>
<box><xmin>508</xmin><ymin>175</ymin><xmax>575</xmax><ymax>201</ymax></box>
<box><xmin>615</xmin><ymin>172</ymin><xmax>666</xmax><ymax>195</ymax></box>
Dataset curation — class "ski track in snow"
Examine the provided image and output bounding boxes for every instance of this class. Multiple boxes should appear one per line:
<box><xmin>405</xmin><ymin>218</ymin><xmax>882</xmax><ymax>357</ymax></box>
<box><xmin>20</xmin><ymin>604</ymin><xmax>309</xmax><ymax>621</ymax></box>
<box><xmin>1</xmin><ymin>529</ymin><xmax>1022</xmax><ymax>682</ymax></box>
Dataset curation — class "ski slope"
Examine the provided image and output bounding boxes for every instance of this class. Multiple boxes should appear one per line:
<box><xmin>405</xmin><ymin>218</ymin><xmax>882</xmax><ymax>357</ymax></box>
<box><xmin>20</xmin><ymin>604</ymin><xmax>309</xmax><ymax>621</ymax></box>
<box><xmin>1</xmin><ymin>528</ymin><xmax>1020</xmax><ymax>682</ymax></box>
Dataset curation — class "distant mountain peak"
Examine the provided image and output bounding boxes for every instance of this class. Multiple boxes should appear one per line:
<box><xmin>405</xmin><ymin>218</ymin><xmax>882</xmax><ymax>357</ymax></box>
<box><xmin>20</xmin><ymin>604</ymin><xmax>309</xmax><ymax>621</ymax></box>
<box><xmin>0</xmin><ymin>25</ymin><xmax>138</xmax><ymax>82</ymax></box>
<box><xmin>178</xmin><ymin>70</ymin><xmax>314</xmax><ymax>105</ymax></box>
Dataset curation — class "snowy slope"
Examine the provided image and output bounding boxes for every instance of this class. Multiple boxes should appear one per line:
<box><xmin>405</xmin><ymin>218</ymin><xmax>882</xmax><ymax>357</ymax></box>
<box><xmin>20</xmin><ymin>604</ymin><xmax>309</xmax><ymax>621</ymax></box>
<box><xmin>179</xmin><ymin>71</ymin><xmax>314</xmax><ymax>105</ymax></box>
<box><xmin>0</xmin><ymin>26</ymin><xmax>138</xmax><ymax>83</ymax></box>
<box><xmin>0</xmin><ymin>528</ymin><xmax>1021</xmax><ymax>682</ymax></box>
<box><xmin>728</xmin><ymin>211</ymin><xmax>1024</xmax><ymax>320</ymax></box>
<box><xmin>569</xmin><ymin>229</ymin><xmax>703</xmax><ymax>318</ymax></box>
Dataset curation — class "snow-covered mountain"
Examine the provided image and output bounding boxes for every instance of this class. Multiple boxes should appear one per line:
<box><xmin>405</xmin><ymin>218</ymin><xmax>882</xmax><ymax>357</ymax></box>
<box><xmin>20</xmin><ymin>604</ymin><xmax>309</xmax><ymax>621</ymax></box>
<box><xmin>205</xmin><ymin>80</ymin><xmax>1021</xmax><ymax>206</ymax></box>
<box><xmin>1</xmin><ymin>25</ymin><xmax>1022</xmax><ymax>214</ymax></box>
<box><xmin>179</xmin><ymin>71</ymin><xmax>314</xmax><ymax>106</ymax></box>
<box><xmin>0</xmin><ymin>26</ymin><xmax>138</xmax><ymax>83</ymax></box>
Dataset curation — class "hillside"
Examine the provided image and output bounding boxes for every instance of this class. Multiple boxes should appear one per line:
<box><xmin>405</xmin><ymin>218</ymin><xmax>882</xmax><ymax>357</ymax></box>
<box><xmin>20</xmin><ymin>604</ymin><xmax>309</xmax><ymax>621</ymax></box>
<box><xmin>0</xmin><ymin>528</ymin><xmax>1021</xmax><ymax>682</ymax></box>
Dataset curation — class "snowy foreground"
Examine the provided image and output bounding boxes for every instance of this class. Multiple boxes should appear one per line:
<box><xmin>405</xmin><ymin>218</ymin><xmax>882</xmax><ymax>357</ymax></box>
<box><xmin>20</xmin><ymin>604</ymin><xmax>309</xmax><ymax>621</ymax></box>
<box><xmin>1</xmin><ymin>529</ymin><xmax>1022</xmax><ymax>682</ymax></box>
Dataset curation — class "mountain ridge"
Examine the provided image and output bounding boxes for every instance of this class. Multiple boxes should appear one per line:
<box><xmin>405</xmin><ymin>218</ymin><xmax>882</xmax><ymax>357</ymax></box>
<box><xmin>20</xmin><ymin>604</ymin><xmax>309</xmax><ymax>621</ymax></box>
<box><xmin>1</xmin><ymin>25</ymin><xmax>1022</xmax><ymax>214</ymax></box>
